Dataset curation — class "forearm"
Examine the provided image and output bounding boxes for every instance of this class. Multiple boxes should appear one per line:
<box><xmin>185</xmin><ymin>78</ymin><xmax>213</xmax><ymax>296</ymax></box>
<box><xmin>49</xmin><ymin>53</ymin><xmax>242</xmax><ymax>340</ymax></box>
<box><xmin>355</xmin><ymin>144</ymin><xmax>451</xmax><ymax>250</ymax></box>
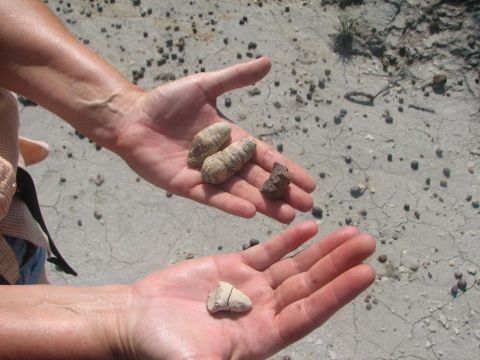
<box><xmin>0</xmin><ymin>284</ymin><xmax>131</xmax><ymax>360</ymax></box>
<box><xmin>0</xmin><ymin>0</ymin><xmax>143</xmax><ymax>150</ymax></box>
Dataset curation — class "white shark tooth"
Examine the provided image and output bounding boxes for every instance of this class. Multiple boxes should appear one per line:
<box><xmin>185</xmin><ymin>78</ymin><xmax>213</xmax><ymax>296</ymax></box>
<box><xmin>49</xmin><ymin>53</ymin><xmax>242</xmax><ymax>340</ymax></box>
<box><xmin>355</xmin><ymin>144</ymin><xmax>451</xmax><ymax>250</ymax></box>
<box><xmin>206</xmin><ymin>281</ymin><xmax>252</xmax><ymax>314</ymax></box>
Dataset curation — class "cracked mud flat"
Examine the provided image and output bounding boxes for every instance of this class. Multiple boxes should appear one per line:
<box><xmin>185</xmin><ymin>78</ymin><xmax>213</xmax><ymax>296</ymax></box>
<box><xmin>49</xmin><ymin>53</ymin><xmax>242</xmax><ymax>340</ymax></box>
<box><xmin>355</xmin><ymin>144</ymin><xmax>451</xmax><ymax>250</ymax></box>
<box><xmin>19</xmin><ymin>1</ymin><xmax>479</xmax><ymax>359</ymax></box>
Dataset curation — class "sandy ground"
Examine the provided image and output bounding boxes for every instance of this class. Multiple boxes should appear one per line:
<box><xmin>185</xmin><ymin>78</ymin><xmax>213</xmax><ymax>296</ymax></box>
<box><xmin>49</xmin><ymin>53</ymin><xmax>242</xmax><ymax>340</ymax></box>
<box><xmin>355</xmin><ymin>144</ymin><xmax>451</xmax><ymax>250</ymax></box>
<box><xmin>19</xmin><ymin>0</ymin><xmax>479</xmax><ymax>359</ymax></box>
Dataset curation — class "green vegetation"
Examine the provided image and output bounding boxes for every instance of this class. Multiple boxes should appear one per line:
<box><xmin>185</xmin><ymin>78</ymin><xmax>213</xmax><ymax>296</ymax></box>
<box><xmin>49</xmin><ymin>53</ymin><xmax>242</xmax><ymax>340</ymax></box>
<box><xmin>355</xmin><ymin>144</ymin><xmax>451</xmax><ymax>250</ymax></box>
<box><xmin>334</xmin><ymin>14</ymin><xmax>356</xmax><ymax>53</ymax></box>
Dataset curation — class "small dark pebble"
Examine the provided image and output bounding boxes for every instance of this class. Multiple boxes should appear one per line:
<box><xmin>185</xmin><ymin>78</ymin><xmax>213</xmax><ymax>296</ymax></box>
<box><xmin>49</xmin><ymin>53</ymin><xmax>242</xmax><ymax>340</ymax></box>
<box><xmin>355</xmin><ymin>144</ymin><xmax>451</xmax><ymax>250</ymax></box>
<box><xmin>77</xmin><ymin>219</ymin><xmax>82</xmax><ymax>227</ymax></box>
<box><xmin>344</xmin><ymin>155</ymin><xmax>352</xmax><ymax>164</ymax></box>
<box><xmin>166</xmin><ymin>191</ymin><xmax>173</xmax><ymax>198</ymax></box>
<box><xmin>403</xmin><ymin>204</ymin><xmax>410</xmax><ymax>211</ymax></box>
<box><xmin>249</xmin><ymin>239</ymin><xmax>260</xmax><ymax>247</ymax></box>
<box><xmin>350</xmin><ymin>185</ymin><xmax>366</xmax><ymax>198</ymax></box>
<box><xmin>359</xmin><ymin>209</ymin><xmax>368</xmax><ymax>217</ymax></box>
<box><xmin>409</xmin><ymin>264</ymin><xmax>419</xmax><ymax>272</ymax></box>
<box><xmin>457</xmin><ymin>279</ymin><xmax>467</xmax><ymax>291</ymax></box>
<box><xmin>440</xmin><ymin>179</ymin><xmax>448</xmax><ymax>188</ymax></box>
<box><xmin>59</xmin><ymin>177</ymin><xmax>66</xmax><ymax>184</ymax></box>
<box><xmin>466</xmin><ymin>195</ymin><xmax>472</xmax><ymax>202</ymax></box>
<box><xmin>378</xmin><ymin>255</ymin><xmax>387</xmax><ymax>263</ymax></box>
<box><xmin>366</xmin><ymin>303</ymin><xmax>373</xmax><ymax>310</ymax></box>
<box><xmin>319</xmin><ymin>172</ymin><xmax>326</xmax><ymax>179</ymax></box>
<box><xmin>410</xmin><ymin>160</ymin><xmax>419</xmax><ymax>170</ymax></box>
<box><xmin>451</xmin><ymin>284</ymin><xmax>459</xmax><ymax>296</ymax></box>
<box><xmin>276</xmin><ymin>143</ymin><xmax>283</xmax><ymax>153</ymax></box>
<box><xmin>311</xmin><ymin>205</ymin><xmax>323</xmax><ymax>219</ymax></box>
<box><xmin>385</xmin><ymin>115</ymin><xmax>393</xmax><ymax>124</ymax></box>
<box><xmin>454</xmin><ymin>271</ymin><xmax>463</xmax><ymax>280</ymax></box>
<box><xmin>443</xmin><ymin>168</ymin><xmax>451</xmax><ymax>178</ymax></box>
<box><xmin>387</xmin><ymin>154</ymin><xmax>393</xmax><ymax>162</ymax></box>
<box><xmin>94</xmin><ymin>210</ymin><xmax>102</xmax><ymax>220</ymax></box>
<box><xmin>224</xmin><ymin>97</ymin><xmax>231</xmax><ymax>107</ymax></box>
<box><xmin>217</xmin><ymin>245</ymin><xmax>223</xmax><ymax>251</ymax></box>
<box><xmin>333</xmin><ymin>115</ymin><xmax>342</xmax><ymax>125</ymax></box>
<box><xmin>248</xmin><ymin>87</ymin><xmax>261</xmax><ymax>96</ymax></box>
<box><xmin>472</xmin><ymin>200</ymin><xmax>479</xmax><ymax>209</ymax></box>
<box><xmin>435</xmin><ymin>148</ymin><xmax>443</xmax><ymax>158</ymax></box>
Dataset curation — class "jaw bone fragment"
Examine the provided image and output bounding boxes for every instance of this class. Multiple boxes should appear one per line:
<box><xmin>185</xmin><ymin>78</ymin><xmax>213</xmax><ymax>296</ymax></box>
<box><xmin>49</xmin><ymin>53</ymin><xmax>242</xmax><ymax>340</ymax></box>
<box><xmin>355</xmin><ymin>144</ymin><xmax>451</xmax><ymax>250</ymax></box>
<box><xmin>206</xmin><ymin>281</ymin><xmax>252</xmax><ymax>314</ymax></box>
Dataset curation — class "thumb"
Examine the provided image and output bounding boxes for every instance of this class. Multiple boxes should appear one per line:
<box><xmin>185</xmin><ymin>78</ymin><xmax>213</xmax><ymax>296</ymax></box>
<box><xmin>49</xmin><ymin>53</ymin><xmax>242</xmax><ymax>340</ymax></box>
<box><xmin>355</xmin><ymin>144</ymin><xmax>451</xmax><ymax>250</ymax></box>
<box><xmin>201</xmin><ymin>56</ymin><xmax>272</xmax><ymax>98</ymax></box>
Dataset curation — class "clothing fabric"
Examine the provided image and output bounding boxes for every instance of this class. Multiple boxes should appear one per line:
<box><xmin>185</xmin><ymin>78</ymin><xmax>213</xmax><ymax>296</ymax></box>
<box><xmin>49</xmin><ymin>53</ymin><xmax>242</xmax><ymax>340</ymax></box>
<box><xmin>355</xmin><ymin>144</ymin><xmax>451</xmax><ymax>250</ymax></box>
<box><xmin>0</xmin><ymin>88</ymin><xmax>50</xmax><ymax>284</ymax></box>
<box><xmin>4</xmin><ymin>235</ymin><xmax>47</xmax><ymax>285</ymax></box>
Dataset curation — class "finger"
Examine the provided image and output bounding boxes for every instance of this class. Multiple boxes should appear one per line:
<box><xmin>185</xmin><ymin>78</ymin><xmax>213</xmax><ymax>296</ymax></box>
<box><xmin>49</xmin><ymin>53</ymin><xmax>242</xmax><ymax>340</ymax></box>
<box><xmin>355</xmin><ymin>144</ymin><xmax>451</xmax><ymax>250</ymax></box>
<box><xmin>275</xmin><ymin>264</ymin><xmax>375</xmax><ymax>344</ymax></box>
<box><xmin>237</xmin><ymin>162</ymin><xmax>313</xmax><ymax>212</ymax></box>
<box><xmin>273</xmin><ymin>234</ymin><xmax>376</xmax><ymax>311</ymax></box>
<box><xmin>241</xmin><ymin>221</ymin><xmax>318</xmax><ymax>271</ymax></box>
<box><xmin>200</xmin><ymin>57</ymin><xmax>272</xmax><ymax>98</ymax></box>
<box><xmin>187</xmin><ymin>183</ymin><xmax>256</xmax><ymax>219</ymax></box>
<box><xmin>265</xmin><ymin>226</ymin><xmax>360</xmax><ymax>288</ymax></box>
<box><xmin>221</xmin><ymin>175</ymin><xmax>295</xmax><ymax>224</ymax></box>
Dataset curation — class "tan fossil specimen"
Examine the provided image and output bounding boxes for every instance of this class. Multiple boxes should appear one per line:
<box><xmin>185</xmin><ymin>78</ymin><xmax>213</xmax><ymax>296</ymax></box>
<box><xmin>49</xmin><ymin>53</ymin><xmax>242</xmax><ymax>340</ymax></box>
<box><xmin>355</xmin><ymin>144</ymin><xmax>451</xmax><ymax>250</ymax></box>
<box><xmin>201</xmin><ymin>137</ymin><xmax>256</xmax><ymax>184</ymax></box>
<box><xmin>206</xmin><ymin>281</ymin><xmax>252</xmax><ymax>314</ymax></box>
<box><xmin>187</xmin><ymin>123</ymin><xmax>232</xmax><ymax>167</ymax></box>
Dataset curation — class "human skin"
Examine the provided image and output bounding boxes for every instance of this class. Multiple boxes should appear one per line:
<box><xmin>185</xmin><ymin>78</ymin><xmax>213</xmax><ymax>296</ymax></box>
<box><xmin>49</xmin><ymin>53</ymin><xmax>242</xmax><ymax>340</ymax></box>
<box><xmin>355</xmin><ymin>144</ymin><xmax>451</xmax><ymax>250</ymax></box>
<box><xmin>0</xmin><ymin>0</ymin><xmax>315</xmax><ymax>224</ymax></box>
<box><xmin>0</xmin><ymin>222</ymin><xmax>376</xmax><ymax>359</ymax></box>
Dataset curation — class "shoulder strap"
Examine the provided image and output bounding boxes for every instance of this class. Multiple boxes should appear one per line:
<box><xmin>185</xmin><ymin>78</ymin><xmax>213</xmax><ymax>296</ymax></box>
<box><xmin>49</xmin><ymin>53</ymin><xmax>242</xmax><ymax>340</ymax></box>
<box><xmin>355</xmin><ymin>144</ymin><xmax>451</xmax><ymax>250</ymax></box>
<box><xmin>15</xmin><ymin>167</ymin><xmax>77</xmax><ymax>276</ymax></box>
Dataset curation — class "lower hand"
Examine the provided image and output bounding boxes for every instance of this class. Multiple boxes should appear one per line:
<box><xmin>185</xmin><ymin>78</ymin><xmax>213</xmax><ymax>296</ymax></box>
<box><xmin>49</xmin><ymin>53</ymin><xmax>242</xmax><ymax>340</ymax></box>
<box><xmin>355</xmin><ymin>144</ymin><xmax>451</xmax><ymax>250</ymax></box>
<box><xmin>121</xmin><ymin>222</ymin><xmax>375</xmax><ymax>359</ymax></box>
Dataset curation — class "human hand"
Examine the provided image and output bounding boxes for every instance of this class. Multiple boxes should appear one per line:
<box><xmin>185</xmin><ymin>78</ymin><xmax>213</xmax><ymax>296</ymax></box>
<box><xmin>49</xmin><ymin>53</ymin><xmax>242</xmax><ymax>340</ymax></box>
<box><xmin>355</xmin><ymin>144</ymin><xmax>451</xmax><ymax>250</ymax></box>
<box><xmin>122</xmin><ymin>222</ymin><xmax>375</xmax><ymax>359</ymax></box>
<box><xmin>114</xmin><ymin>57</ymin><xmax>315</xmax><ymax>223</ymax></box>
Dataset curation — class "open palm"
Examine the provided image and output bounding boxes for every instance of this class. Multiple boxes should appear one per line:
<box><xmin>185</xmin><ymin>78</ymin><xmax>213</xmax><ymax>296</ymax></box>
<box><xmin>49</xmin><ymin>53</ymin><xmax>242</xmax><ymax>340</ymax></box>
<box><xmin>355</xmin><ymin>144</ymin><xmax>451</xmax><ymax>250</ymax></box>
<box><xmin>127</xmin><ymin>222</ymin><xmax>375</xmax><ymax>359</ymax></box>
<box><xmin>115</xmin><ymin>57</ymin><xmax>315</xmax><ymax>224</ymax></box>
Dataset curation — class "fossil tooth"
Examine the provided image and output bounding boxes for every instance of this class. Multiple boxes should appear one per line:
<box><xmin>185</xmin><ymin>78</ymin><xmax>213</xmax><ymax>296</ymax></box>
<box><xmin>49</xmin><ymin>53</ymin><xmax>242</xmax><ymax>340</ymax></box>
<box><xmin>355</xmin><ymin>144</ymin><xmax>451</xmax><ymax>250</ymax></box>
<box><xmin>206</xmin><ymin>281</ymin><xmax>252</xmax><ymax>314</ymax></box>
<box><xmin>187</xmin><ymin>123</ymin><xmax>232</xmax><ymax>167</ymax></box>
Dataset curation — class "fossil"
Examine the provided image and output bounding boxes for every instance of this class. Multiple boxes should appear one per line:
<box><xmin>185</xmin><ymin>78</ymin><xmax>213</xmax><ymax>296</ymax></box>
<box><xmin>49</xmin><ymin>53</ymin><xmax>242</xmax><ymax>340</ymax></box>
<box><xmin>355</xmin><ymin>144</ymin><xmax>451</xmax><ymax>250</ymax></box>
<box><xmin>187</xmin><ymin>123</ymin><xmax>232</xmax><ymax>167</ymax></box>
<box><xmin>260</xmin><ymin>162</ymin><xmax>290</xmax><ymax>200</ymax></box>
<box><xmin>206</xmin><ymin>281</ymin><xmax>252</xmax><ymax>314</ymax></box>
<box><xmin>201</xmin><ymin>137</ymin><xmax>256</xmax><ymax>184</ymax></box>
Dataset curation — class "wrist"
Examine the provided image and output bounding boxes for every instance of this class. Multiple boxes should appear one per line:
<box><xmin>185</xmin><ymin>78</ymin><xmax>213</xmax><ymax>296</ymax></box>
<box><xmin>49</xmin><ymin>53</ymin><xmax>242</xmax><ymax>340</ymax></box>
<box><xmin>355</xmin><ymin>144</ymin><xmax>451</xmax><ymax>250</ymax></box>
<box><xmin>92</xmin><ymin>284</ymin><xmax>136</xmax><ymax>360</ymax></box>
<box><xmin>0</xmin><ymin>283</ymin><xmax>135</xmax><ymax>360</ymax></box>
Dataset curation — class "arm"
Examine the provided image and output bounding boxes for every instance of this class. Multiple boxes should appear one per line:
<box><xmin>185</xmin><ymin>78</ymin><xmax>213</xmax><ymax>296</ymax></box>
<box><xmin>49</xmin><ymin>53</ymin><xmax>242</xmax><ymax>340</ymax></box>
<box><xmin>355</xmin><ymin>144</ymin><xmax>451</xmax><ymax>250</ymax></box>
<box><xmin>0</xmin><ymin>0</ymin><xmax>315</xmax><ymax>223</ymax></box>
<box><xmin>0</xmin><ymin>283</ymin><xmax>127</xmax><ymax>360</ymax></box>
<box><xmin>0</xmin><ymin>0</ymin><xmax>141</xmax><ymax>150</ymax></box>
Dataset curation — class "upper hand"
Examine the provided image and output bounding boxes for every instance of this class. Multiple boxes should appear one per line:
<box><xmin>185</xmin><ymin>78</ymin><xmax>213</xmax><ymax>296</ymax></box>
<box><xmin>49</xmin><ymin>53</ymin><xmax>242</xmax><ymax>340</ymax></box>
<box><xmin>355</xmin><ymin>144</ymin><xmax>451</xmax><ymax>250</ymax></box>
<box><xmin>114</xmin><ymin>57</ymin><xmax>315</xmax><ymax>223</ymax></box>
<box><xmin>123</xmin><ymin>222</ymin><xmax>375</xmax><ymax>359</ymax></box>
